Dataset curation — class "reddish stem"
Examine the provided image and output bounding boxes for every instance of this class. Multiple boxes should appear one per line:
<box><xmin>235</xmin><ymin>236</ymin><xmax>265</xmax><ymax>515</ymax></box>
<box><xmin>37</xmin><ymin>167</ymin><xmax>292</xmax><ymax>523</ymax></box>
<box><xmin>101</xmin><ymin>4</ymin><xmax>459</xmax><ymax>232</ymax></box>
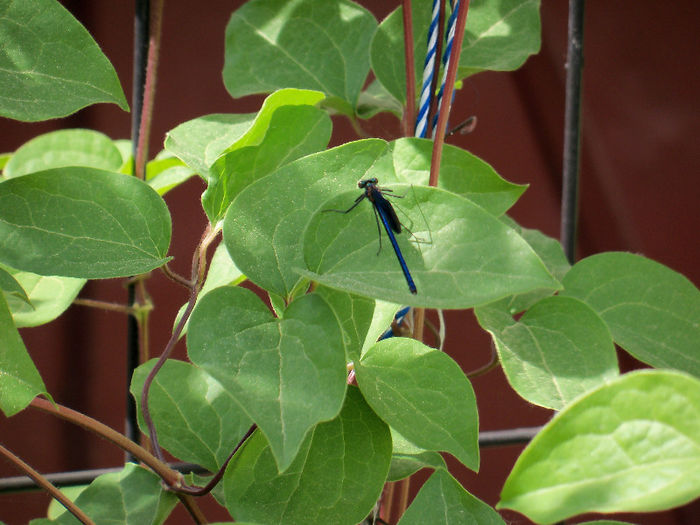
<box><xmin>429</xmin><ymin>0</ymin><xmax>471</xmax><ymax>187</ymax></box>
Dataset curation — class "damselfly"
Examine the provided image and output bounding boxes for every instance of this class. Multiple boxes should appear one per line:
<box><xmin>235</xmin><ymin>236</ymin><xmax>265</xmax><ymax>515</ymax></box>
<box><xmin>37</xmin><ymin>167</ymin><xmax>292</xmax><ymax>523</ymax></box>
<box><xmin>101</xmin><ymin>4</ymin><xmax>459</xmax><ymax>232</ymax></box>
<box><xmin>325</xmin><ymin>178</ymin><xmax>418</xmax><ymax>295</ymax></box>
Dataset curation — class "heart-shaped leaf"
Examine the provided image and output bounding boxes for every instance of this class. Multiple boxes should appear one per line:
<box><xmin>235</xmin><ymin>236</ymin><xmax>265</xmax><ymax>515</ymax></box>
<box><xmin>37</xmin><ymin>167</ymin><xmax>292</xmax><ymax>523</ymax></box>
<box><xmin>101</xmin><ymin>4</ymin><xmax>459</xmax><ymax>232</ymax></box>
<box><xmin>224</xmin><ymin>387</ymin><xmax>391</xmax><ymax>525</ymax></box>
<box><xmin>223</xmin><ymin>0</ymin><xmax>377</xmax><ymax>114</ymax></box>
<box><xmin>187</xmin><ymin>286</ymin><xmax>347</xmax><ymax>471</ymax></box>
<box><xmin>355</xmin><ymin>338</ymin><xmax>479</xmax><ymax>470</ymax></box>
<box><xmin>0</xmin><ymin>0</ymin><xmax>128</xmax><ymax>121</ymax></box>
<box><xmin>498</xmin><ymin>369</ymin><xmax>700</xmax><ymax>523</ymax></box>
<box><xmin>475</xmin><ymin>295</ymin><xmax>618</xmax><ymax>410</ymax></box>
<box><xmin>0</xmin><ymin>167</ymin><xmax>171</xmax><ymax>278</ymax></box>
<box><xmin>131</xmin><ymin>359</ymin><xmax>253</xmax><ymax>472</ymax></box>
<box><xmin>398</xmin><ymin>469</ymin><xmax>505</xmax><ymax>525</ymax></box>
<box><xmin>561</xmin><ymin>252</ymin><xmax>700</xmax><ymax>377</ymax></box>
<box><xmin>3</xmin><ymin>129</ymin><xmax>123</xmax><ymax>177</ymax></box>
<box><xmin>0</xmin><ymin>293</ymin><xmax>48</xmax><ymax>416</ymax></box>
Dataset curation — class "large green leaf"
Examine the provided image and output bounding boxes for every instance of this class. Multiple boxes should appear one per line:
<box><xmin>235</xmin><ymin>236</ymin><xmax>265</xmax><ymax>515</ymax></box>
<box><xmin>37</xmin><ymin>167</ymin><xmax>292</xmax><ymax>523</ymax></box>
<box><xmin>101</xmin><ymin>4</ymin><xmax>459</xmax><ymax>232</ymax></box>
<box><xmin>131</xmin><ymin>359</ymin><xmax>253</xmax><ymax>472</ymax></box>
<box><xmin>398</xmin><ymin>470</ymin><xmax>505</xmax><ymax>525</ymax></box>
<box><xmin>0</xmin><ymin>0</ymin><xmax>128</xmax><ymax>121</ymax></box>
<box><xmin>0</xmin><ymin>168</ymin><xmax>171</xmax><ymax>278</ymax></box>
<box><xmin>223</xmin><ymin>0</ymin><xmax>377</xmax><ymax>114</ymax></box>
<box><xmin>355</xmin><ymin>338</ymin><xmax>479</xmax><ymax>470</ymax></box>
<box><xmin>388</xmin><ymin>428</ymin><xmax>446</xmax><ymax>482</ymax></box>
<box><xmin>304</xmin><ymin>183</ymin><xmax>557</xmax><ymax>308</ymax></box>
<box><xmin>47</xmin><ymin>463</ymin><xmax>177</xmax><ymax>525</ymax></box>
<box><xmin>224</xmin><ymin>387</ymin><xmax>391</xmax><ymax>525</ymax></box>
<box><xmin>499</xmin><ymin>370</ymin><xmax>700</xmax><ymax>524</ymax></box>
<box><xmin>372</xmin><ymin>0</ymin><xmax>541</xmax><ymax>106</ymax></box>
<box><xmin>3</xmin><ymin>129</ymin><xmax>123</xmax><ymax>177</ymax></box>
<box><xmin>0</xmin><ymin>293</ymin><xmax>47</xmax><ymax>416</ymax></box>
<box><xmin>0</xmin><ymin>265</ymin><xmax>85</xmax><ymax>327</ymax></box>
<box><xmin>224</xmin><ymin>139</ymin><xmax>557</xmax><ymax>306</ymax></box>
<box><xmin>561</xmin><ymin>252</ymin><xmax>700</xmax><ymax>377</ymax></box>
<box><xmin>187</xmin><ymin>286</ymin><xmax>346</xmax><ymax>472</ymax></box>
<box><xmin>475</xmin><ymin>295</ymin><xmax>618</xmax><ymax>410</ymax></box>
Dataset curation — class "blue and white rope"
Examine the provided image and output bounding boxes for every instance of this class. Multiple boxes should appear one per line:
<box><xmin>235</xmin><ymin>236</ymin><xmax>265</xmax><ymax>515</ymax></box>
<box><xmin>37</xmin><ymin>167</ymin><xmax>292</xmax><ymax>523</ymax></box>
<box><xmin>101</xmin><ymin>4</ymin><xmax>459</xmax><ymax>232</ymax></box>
<box><xmin>431</xmin><ymin>0</ymin><xmax>460</xmax><ymax>135</ymax></box>
<box><xmin>414</xmin><ymin>0</ymin><xmax>440</xmax><ymax>138</ymax></box>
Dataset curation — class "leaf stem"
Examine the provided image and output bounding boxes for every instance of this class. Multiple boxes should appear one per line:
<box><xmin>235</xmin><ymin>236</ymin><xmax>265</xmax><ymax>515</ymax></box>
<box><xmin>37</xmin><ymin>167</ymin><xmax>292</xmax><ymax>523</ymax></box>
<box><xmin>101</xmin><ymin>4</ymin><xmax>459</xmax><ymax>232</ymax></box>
<box><xmin>401</xmin><ymin>0</ymin><xmax>416</xmax><ymax>137</ymax></box>
<box><xmin>73</xmin><ymin>298</ymin><xmax>134</xmax><ymax>315</ymax></box>
<box><xmin>0</xmin><ymin>442</ymin><xmax>96</xmax><ymax>524</ymax></box>
<box><xmin>429</xmin><ymin>0</ymin><xmax>470</xmax><ymax>187</ymax></box>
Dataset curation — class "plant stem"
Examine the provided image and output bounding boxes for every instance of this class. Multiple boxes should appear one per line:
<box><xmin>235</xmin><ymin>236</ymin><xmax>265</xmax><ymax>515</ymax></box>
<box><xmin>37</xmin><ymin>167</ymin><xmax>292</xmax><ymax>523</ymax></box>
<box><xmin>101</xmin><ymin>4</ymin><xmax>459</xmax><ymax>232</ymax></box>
<box><xmin>73</xmin><ymin>298</ymin><xmax>134</xmax><ymax>315</ymax></box>
<box><xmin>0</xmin><ymin>443</ymin><xmax>96</xmax><ymax>524</ymax></box>
<box><xmin>429</xmin><ymin>0</ymin><xmax>470</xmax><ymax>187</ymax></box>
<box><xmin>30</xmin><ymin>398</ymin><xmax>182</xmax><ymax>488</ymax></box>
<box><xmin>401</xmin><ymin>0</ymin><xmax>416</xmax><ymax>136</ymax></box>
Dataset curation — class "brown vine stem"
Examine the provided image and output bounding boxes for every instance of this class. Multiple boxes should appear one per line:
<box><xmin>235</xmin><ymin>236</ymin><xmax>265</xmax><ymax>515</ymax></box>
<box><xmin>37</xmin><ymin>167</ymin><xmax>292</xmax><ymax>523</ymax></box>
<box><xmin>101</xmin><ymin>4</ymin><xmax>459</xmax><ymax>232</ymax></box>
<box><xmin>0</xmin><ymin>442</ymin><xmax>96</xmax><ymax>524</ymax></box>
<box><xmin>30</xmin><ymin>398</ymin><xmax>181</xmax><ymax>488</ymax></box>
<box><xmin>140</xmin><ymin>224</ymin><xmax>218</xmax><ymax>462</ymax></box>
<box><xmin>401</xmin><ymin>0</ymin><xmax>416</xmax><ymax>136</ymax></box>
<box><xmin>73</xmin><ymin>298</ymin><xmax>134</xmax><ymax>315</ymax></box>
<box><xmin>429</xmin><ymin>0</ymin><xmax>471</xmax><ymax>187</ymax></box>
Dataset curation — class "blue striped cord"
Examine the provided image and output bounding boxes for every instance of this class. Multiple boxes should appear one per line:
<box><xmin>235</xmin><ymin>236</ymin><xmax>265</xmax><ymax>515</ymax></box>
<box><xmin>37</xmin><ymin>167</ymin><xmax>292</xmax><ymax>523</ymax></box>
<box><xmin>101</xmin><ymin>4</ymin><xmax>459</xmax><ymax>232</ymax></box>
<box><xmin>431</xmin><ymin>0</ymin><xmax>459</xmax><ymax>135</ymax></box>
<box><xmin>414</xmin><ymin>0</ymin><xmax>440</xmax><ymax>138</ymax></box>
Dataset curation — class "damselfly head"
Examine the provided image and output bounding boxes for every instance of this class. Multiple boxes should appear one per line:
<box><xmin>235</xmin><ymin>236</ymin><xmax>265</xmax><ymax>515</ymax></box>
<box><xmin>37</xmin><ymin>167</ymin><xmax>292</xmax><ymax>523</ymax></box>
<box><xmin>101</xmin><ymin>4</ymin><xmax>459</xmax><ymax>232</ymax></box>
<box><xmin>357</xmin><ymin>178</ymin><xmax>378</xmax><ymax>189</ymax></box>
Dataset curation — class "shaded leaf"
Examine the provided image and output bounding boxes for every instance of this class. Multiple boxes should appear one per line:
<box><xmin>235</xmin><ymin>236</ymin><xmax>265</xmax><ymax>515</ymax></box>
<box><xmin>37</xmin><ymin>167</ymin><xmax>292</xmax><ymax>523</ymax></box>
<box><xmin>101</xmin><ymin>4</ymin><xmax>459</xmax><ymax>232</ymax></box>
<box><xmin>0</xmin><ymin>168</ymin><xmax>171</xmax><ymax>278</ymax></box>
<box><xmin>475</xmin><ymin>295</ymin><xmax>618</xmax><ymax>410</ymax></box>
<box><xmin>224</xmin><ymin>387</ymin><xmax>391</xmax><ymax>525</ymax></box>
<box><xmin>0</xmin><ymin>266</ymin><xmax>30</xmax><ymax>305</ymax></box>
<box><xmin>398</xmin><ymin>469</ymin><xmax>505</xmax><ymax>525</ymax></box>
<box><xmin>561</xmin><ymin>252</ymin><xmax>700</xmax><ymax>377</ymax></box>
<box><xmin>0</xmin><ymin>0</ymin><xmax>128</xmax><ymax>121</ymax></box>
<box><xmin>388</xmin><ymin>428</ymin><xmax>446</xmax><ymax>482</ymax></box>
<box><xmin>499</xmin><ymin>370</ymin><xmax>700</xmax><ymax>524</ymax></box>
<box><xmin>187</xmin><ymin>286</ymin><xmax>346</xmax><ymax>471</ymax></box>
<box><xmin>0</xmin><ymin>293</ymin><xmax>47</xmax><ymax>416</ymax></box>
<box><xmin>355</xmin><ymin>338</ymin><xmax>479</xmax><ymax>470</ymax></box>
<box><xmin>223</xmin><ymin>0</ymin><xmax>376</xmax><ymax>114</ymax></box>
<box><xmin>131</xmin><ymin>359</ymin><xmax>253</xmax><ymax>472</ymax></box>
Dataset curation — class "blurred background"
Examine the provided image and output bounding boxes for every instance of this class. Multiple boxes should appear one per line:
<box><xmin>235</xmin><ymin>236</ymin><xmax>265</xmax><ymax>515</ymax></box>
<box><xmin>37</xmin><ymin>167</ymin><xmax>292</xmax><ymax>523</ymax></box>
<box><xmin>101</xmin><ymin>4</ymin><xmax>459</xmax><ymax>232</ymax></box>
<box><xmin>0</xmin><ymin>1</ymin><xmax>698</xmax><ymax>523</ymax></box>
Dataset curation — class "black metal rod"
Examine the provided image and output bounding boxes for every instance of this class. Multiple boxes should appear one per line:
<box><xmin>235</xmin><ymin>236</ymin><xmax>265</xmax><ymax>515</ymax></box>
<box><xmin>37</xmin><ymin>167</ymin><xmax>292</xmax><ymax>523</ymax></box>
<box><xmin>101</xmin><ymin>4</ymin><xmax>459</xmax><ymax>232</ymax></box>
<box><xmin>560</xmin><ymin>0</ymin><xmax>586</xmax><ymax>264</ymax></box>
<box><xmin>125</xmin><ymin>0</ymin><xmax>150</xmax><ymax>456</ymax></box>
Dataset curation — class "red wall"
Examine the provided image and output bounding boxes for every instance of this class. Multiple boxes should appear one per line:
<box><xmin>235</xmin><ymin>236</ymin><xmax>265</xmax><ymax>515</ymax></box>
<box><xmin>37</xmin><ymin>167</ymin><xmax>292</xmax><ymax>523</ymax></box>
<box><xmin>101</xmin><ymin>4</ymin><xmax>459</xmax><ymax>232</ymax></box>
<box><xmin>1</xmin><ymin>1</ymin><xmax>698</xmax><ymax>523</ymax></box>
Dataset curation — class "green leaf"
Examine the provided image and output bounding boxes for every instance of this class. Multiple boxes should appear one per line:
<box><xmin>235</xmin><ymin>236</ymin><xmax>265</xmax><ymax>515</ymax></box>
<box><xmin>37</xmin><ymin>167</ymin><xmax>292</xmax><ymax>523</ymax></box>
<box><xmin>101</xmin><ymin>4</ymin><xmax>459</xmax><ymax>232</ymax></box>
<box><xmin>388</xmin><ymin>428</ymin><xmax>446</xmax><ymax>482</ymax></box>
<box><xmin>131</xmin><ymin>359</ymin><xmax>253</xmax><ymax>472</ymax></box>
<box><xmin>223</xmin><ymin>0</ymin><xmax>377</xmax><ymax>114</ymax></box>
<box><xmin>475</xmin><ymin>295</ymin><xmax>618</xmax><ymax>410</ymax></box>
<box><xmin>0</xmin><ymin>167</ymin><xmax>171</xmax><ymax>278</ymax></box>
<box><xmin>357</xmin><ymin>78</ymin><xmax>403</xmax><ymax>119</ymax></box>
<box><xmin>202</xmin><ymin>103</ymin><xmax>331</xmax><ymax>222</ymax></box>
<box><xmin>355</xmin><ymin>338</ymin><xmax>479</xmax><ymax>470</ymax></box>
<box><xmin>0</xmin><ymin>293</ymin><xmax>48</xmax><ymax>416</ymax></box>
<box><xmin>398</xmin><ymin>470</ymin><xmax>505</xmax><ymax>525</ymax></box>
<box><xmin>145</xmin><ymin>156</ymin><xmax>196</xmax><ymax>196</ymax></box>
<box><xmin>314</xmin><ymin>285</ymin><xmax>375</xmax><ymax>362</ymax></box>
<box><xmin>0</xmin><ymin>265</ymin><xmax>85</xmax><ymax>327</ymax></box>
<box><xmin>187</xmin><ymin>286</ymin><xmax>347</xmax><ymax>471</ymax></box>
<box><xmin>372</xmin><ymin>0</ymin><xmax>541</xmax><ymax>104</ymax></box>
<box><xmin>561</xmin><ymin>252</ymin><xmax>700</xmax><ymax>377</ymax></box>
<box><xmin>224</xmin><ymin>387</ymin><xmax>391</xmax><ymax>525</ymax></box>
<box><xmin>0</xmin><ymin>0</ymin><xmax>128</xmax><ymax>121</ymax></box>
<box><xmin>224</xmin><ymin>139</ymin><xmax>557</xmax><ymax>305</ymax></box>
<box><xmin>49</xmin><ymin>463</ymin><xmax>177</xmax><ymax>525</ymax></box>
<box><xmin>498</xmin><ymin>369</ymin><xmax>700</xmax><ymax>524</ymax></box>
<box><xmin>165</xmin><ymin>114</ymin><xmax>256</xmax><ymax>177</ymax></box>
<box><xmin>47</xmin><ymin>486</ymin><xmax>88</xmax><ymax>519</ymax></box>
<box><xmin>3</xmin><ymin>129</ymin><xmax>123</xmax><ymax>178</ymax></box>
<box><xmin>304</xmin><ymin>183</ymin><xmax>558</xmax><ymax>308</ymax></box>
<box><xmin>0</xmin><ymin>266</ymin><xmax>30</xmax><ymax>305</ymax></box>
